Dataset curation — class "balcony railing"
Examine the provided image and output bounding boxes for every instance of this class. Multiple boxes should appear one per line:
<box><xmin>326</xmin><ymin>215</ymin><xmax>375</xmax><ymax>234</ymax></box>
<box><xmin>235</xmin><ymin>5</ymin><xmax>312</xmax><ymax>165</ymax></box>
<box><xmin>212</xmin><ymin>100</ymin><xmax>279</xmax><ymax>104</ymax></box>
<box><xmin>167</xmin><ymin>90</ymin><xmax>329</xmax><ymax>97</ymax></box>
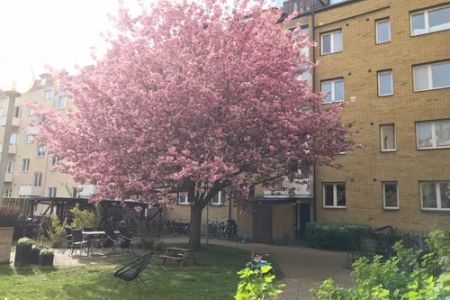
<box><xmin>18</xmin><ymin>185</ymin><xmax>44</xmax><ymax>197</ymax></box>
<box><xmin>78</xmin><ymin>184</ymin><xmax>97</xmax><ymax>197</ymax></box>
<box><xmin>0</xmin><ymin>117</ymin><xmax>20</xmax><ymax>127</ymax></box>
<box><xmin>263</xmin><ymin>175</ymin><xmax>313</xmax><ymax>198</ymax></box>
<box><xmin>4</xmin><ymin>173</ymin><xmax>13</xmax><ymax>183</ymax></box>
<box><xmin>0</xmin><ymin>144</ymin><xmax>17</xmax><ymax>155</ymax></box>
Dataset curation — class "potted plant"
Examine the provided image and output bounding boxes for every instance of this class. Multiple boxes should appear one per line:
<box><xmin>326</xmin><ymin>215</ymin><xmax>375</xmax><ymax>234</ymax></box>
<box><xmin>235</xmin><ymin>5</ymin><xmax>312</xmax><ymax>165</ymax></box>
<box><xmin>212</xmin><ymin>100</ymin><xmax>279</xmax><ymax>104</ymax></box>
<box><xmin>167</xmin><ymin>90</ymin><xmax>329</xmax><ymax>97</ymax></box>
<box><xmin>38</xmin><ymin>248</ymin><xmax>54</xmax><ymax>266</ymax></box>
<box><xmin>14</xmin><ymin>237</ymin><xmax>34</xmax><ymax>267</ymax></box>
<box><xmin>30</xmin><ymin>245</ymin><xmax>42</xmax><ymax>265</ymax></box>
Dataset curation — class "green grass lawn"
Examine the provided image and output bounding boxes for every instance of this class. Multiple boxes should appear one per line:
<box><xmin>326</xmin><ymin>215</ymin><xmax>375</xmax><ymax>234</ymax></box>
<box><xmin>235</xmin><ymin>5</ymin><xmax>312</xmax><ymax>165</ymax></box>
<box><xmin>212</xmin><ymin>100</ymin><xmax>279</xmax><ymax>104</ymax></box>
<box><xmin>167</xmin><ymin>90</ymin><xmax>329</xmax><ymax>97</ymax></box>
<box><xmin>0</xmin><ymin>245</ymin><xmax>250</xmax><ymax>300</ymax></box>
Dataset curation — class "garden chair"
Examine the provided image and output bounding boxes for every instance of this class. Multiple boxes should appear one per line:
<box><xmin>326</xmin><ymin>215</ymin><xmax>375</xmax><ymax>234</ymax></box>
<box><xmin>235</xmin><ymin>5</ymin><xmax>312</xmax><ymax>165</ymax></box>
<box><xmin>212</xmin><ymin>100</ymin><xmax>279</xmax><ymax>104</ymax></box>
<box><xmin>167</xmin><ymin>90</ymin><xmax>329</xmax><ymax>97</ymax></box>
<box><xmin>118</xmin><ymin>226</ymin><xmax>136</xmax><ymax>252</ymax></box>
<box><xmin>104</xmin><ymin>223</ymin><xmax>122</xmax><ymax>254</ymax></box>
<box><xmin>70</xmin><ymin>229</ymin><xmax>89</xmax><ymax>256</ymax></box>
<box><xmin>110</xmin><ymin>252</ymin><xmax>153</xmax><ymax>293</ymax></box>
<box><xmin>62</xmin><ymin>227</ymin><xmax>72</xmax><ymax>254</ymax></box>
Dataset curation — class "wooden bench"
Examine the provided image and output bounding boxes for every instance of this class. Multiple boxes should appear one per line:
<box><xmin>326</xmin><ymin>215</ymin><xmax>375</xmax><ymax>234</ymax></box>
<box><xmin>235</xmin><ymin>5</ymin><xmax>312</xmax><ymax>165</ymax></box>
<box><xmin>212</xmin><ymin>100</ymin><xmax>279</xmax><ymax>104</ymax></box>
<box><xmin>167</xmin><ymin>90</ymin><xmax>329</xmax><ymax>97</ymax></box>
<box><xmin>159</xmin><ymin>255</ymin><xmax>183</xmax><ymax>265</ymax></box>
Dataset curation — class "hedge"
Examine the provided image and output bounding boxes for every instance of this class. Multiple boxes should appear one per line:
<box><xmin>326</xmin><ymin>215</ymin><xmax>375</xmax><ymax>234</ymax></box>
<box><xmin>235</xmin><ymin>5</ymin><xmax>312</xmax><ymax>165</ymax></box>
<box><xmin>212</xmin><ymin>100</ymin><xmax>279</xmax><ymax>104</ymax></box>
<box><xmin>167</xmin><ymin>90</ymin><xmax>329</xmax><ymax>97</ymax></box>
<box><xmin>305</xmin><ymin>222</ymin><xmax>371</xmax><ymax>251</ymax></box>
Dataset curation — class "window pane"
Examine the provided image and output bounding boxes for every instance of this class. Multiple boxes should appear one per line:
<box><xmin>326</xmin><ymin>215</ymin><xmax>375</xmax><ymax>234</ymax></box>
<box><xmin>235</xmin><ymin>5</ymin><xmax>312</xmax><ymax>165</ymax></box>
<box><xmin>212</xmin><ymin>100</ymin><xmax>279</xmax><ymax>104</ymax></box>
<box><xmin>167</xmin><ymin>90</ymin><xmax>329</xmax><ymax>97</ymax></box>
<box><xmin>334</xmin><ymin>80</ymin><xmax>344</xmax><ymax>101</ymax></box>
<box><xmin>422</xmin><ymin>183</ymin><xmax>437</xmax><ymax>208</ymax></box>
<box><xmin>384</xmin><ymin>183</ymin><xmax>398</xmax><ymax>207</ymax></box>
<box><xmin>429</xmin><ymin>6</ymin><xmax>450</xmax><ymax>32</ymax></box>
<box><xmin>440</xmin><ymin>182</ymin><xmax>450</xmax><ymax>208</ymax></box>
<box><xmin>417</xmin><ymin>122</ymin><xmax>433</xmax><ymax>148</ymax></box>
<box><xmin>431</xmin><ymin>62</ymin><xmax>450</xmax><ymax>88</ymax></box>
<box><xmin>379</xmin><ymin>71</ymin><xmax>393</xmax><ymax>96</ymax></box>
<box><xmin>381</xmin><ymin>125</ymin><xmax>396</xmax><ymax>150</ymax></box>
<box><xmin>414</xmin><ymin>66</ymin><xmax>429</xmax><ymax>90</ymax></box>
<box><xmin>333</xmin><ymin>31</ymin><xmax>343</xmax><ymax>52</ymax></box>
<box><xmin>324</xmin><ymin>184</ymin><xmax>334</xmax><ymax>206</ymax></box>
<box><xmin>322</xmin><ymin>34</ymin><xmax>331</xmax><ymax>54</ymax></box>
<box><xmin>336</xmin><ymin>184</ymin><xmax>346</xmax><ymax>206</ymax></box>
<box><xmin>322</xmin><ymin>82</ymin><xmax>332</xmax><ymax>103</ymax></box>
<box><xmin>377</xmin><ymin>20</ymin><xmax>390</xmax><ymax>43</ymax></box>
<box><xmin>412</xmin><ymin>13</ymin><xmax>426</xmax><ymax>35</ymax></box>
<box><xmin>435</xmin><ymin>120</ymin><xmax>450</xmax><ymax>147</ymax></box>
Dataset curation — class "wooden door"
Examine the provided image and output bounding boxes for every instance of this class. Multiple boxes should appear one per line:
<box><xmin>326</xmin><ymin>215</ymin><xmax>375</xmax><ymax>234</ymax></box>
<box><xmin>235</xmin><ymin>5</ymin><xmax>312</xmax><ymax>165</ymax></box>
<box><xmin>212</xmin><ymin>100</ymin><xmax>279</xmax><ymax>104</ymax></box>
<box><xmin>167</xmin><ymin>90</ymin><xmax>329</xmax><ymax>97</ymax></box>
<box><xmin>252</xmin><ymin>203</ymin><xmax>273</xmax><ymax>244</ymax></box>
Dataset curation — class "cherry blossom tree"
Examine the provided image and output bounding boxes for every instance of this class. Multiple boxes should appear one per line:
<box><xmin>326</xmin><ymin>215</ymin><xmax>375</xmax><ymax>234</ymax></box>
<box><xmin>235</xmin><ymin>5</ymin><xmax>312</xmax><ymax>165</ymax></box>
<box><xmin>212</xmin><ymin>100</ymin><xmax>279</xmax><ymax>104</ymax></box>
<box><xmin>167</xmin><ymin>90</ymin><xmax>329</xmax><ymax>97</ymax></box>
<box><xmin>39</xmin><ymin>0</ymin><xmax>350</xmax><ymax>248</ymax></box>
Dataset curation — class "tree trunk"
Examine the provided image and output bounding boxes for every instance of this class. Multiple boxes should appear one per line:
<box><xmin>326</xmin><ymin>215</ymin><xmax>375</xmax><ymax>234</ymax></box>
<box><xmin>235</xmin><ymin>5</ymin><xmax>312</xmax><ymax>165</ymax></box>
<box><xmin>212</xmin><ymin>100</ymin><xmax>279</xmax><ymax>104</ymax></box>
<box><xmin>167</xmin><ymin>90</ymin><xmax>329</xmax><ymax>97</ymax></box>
<box><xmin>189</xmin><ymin>205</ymin><xmax>203</xmax><ymax>249</ymax></box>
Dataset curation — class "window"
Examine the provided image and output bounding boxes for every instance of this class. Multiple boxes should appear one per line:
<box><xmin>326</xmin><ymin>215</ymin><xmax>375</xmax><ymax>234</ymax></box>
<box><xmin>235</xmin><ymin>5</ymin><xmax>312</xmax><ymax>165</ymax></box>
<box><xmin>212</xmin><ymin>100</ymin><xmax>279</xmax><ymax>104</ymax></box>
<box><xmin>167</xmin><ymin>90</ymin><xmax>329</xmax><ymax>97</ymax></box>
<box><xmin>323</xmin><ymin>183</ymin><xmax>346</xmax><ymax>208</ymax></box>
<box><xmin>322</xmin><ymin>79</ymin><xmax>344</xmax><ymax>103</ymax></box>
<box><xmin>57</xmin><ymin>96</ymin><xmax>67</xmax><ymax>109</ymax></box>
<box><xmin>383</xmin><ymin>182</ymin><xmax>399</xmax><ymax>209</ymax></box>
<box><xmin>376</xmin><ymin>19</ymin><xmax>391</xmax><ymax>43</ymax></box>
<box><xmin>44</xmin><ymin>89</ymin><xmax>53</xmax><ymax>99</ymax></box>
<box><xmin>421</xmin><ymin>181</ymin><xmax>450</xmax><ymax>210</ymax></box>
<box><xmin>411</xmin><ymin>5</ymin><xmax>450</xmax><ymax>36</ymax></box>
<box><xmin>51</xmin><ymin>155</ymin><xmax>59</xmax><ymax>167</ymax></box>
<box><xmin>72</xmin><ymin>187</ymin><xmax>78</xmax><ymax>198</ymax></box>
<box><xmin>37</xmin><ymin>145</ymin><xmax>46</xmax><ymax>157</ymax></box>
<box><xmin>22</xmin><ymin>159</ymin><xmax>30</xmax><ymax>172</ymax></box>
<box><xmin>211</xmin><ymin>191</ymin><xmax>226</xmax><ymax>206</ymax></box>
<box><xmin>34</xmin><ymin>172</ymin><xmax>43</xmax><ymax>187</ymax></box>
<box><xmin>413</xmin><ymin>61</ymin><xmax>450</xmax><ymax>91</ymax></box>
<box><xmin>3</xmin><ymin>187</ymin><xmax>12</xmax><ymax>198</ymax></box>
<box><xmin>14</xmin><ymin>106</ymin><xmax>21</xmax><ymax>118</ymax></box>
<box><xmin>48</xmin><ymin>187</ymin><xmax>57</xmax><ymax>198</ymax></box>
<box><xmin>416</xmin><ymin>119</ymin><xmax>450</xmax><ymax>149</ymax></box>
<box><xmin>6</xmin><ymin>160</ymin><xmax>14</xmax><ymax>173</ymax></box>
<box><xmin>178</xmin><ymin>192</ymin><xmax>189</xmax><ymax>205</ymax></box>
<box><xmin>321</xmin><ymin>30</ymin><xmax>343</xmax><ymax>55</ymax></box>
<box><xmin>378</xmin><ymin>70</ymin><xmax>393</xmax><ymax>96</ymax></box>
<box><xmin>25</xmin><ymin>135</ymin><xmax>34</xmax><ymax>144</ymax></box>
<box><xmin>380</xmin><ymin>124</ymin><xmax>396</xmax><ymax>151</ymax></box>
<box><xmin>9</xmin><ymin>133</ymin><xmax>18</xmax><ymax>145</ymax></box>
<box><xmin>28</xmin><ymin>107</ymin><xmax>35</xmax><ymax>116</ymax></box>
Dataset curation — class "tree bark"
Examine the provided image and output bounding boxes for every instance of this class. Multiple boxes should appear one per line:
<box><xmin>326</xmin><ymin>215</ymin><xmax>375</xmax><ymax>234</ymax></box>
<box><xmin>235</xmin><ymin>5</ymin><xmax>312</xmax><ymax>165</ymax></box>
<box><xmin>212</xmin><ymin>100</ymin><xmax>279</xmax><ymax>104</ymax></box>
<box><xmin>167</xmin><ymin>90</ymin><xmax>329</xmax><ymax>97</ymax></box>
<box><xmin>189</xmin><ymin>204</ymin><xmax>203</xmax><ymax>249</ymax></box>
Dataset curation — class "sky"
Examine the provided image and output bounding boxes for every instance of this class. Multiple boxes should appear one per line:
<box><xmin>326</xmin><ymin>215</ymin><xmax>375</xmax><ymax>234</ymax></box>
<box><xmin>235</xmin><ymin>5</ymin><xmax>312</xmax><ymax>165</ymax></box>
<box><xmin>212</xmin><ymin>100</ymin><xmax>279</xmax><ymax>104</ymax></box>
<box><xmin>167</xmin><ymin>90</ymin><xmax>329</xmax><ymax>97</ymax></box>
<box><xmin>0</xmin><ymin>0</ymin><xmax>285</xmax><ymax>76</ymax></box>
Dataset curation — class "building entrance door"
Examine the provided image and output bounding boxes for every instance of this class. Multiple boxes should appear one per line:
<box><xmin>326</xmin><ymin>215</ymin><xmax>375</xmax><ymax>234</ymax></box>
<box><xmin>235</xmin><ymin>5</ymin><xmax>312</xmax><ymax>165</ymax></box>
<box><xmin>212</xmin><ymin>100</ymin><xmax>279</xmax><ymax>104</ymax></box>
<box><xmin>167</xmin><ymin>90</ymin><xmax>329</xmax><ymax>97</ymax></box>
<box><xmin>252</xmin><ymin>203</ymin><xmax>272</xmax><ymax>244</ymax></box>
<box><xmin>296</xmin><ymin>203</ymin><xmax>311</xmax><ymax>239</ymax></box>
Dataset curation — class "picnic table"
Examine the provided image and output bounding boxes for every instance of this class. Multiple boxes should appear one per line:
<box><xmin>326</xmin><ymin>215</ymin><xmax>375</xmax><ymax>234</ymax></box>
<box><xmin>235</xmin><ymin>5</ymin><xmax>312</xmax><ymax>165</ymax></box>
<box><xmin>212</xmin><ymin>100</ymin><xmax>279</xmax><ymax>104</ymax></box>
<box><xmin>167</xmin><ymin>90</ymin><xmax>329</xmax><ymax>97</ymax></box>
<box><xmin>82</xmin><ymin>230</ymin><xmax>119</xmax><ymax>256</ymax></box>
<box><xmin>159</xmin><ymin>247</ymin><xmax>196</xmax><ymax>266</ymax></box>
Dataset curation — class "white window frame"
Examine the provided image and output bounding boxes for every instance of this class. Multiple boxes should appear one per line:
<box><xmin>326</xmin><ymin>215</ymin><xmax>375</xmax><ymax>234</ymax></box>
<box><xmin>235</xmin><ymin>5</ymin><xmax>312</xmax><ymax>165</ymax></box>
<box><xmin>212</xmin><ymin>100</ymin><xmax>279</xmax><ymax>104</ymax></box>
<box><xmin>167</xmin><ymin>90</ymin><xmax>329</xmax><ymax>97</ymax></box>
<box><xmin>413</xmin><ymin>61</ymin><xmax>450</xmax><ymax>91</ymax></box>
<box><xmin>6</xmin><ymin>160</ymin><xmax>14</xmax><ymax>173</ymax></box>
<box><xmin>380</xmin><ymin>124</ymin><xmax>397</xmax><ymax>152</ymax></box>
<box><xmin>376</xmin><ymin>18</ymin><xmax>391</xmax><ymax>44</ymax></box>
<box><xmin>178</xmin><ymin>192</ymin><xmax>189</xmax><ymax>205</ymax></box>
<box><xmin>22</xmin><ymin>159</ymin><xmax>30</xmax><ymax>172</ymax></box>
<box><xmin>416</xmin><ymin>119</ymin><xmax>450</xmax><ymax>149</ymax></box>
<box><xmin>48</xmin><ymin>187</ymin><xmax>57</xmax><ymax>198</ymax></box>
<box><xmin>211</xmin><ymin>191</ymin><xmax>225</xmax><ymax>206</ymax></box>
<box><xmin>25</xmin><ymin>135</ymin><xmax>34</xmax><ymax>144</ymax></box>
<box><xmin>9</xmin><ymin>133</ymin><xmax>18</xmax><ymax>145</ymax></box>
<box><xmin>382</xmin><ymin>181</ymin><xmax>399</xmax><ymax>209</ymax></box>
<box><xmin>323</xmin><ymin>182</ymin><xmax>346</xmax><ymax>208</ymax></box>
<box><xmin>44</xmin><ymin>89</ymin><xmax>53</xmax><ymax>99</ymax></box>
<box><xmin>411</xmin><ymin>4</ymin><xmax>450</xmax><ymax>36</ymax></box>
<box><xmin>34</xmin><ymin>172</ymin><xmax>43</xmax><ymax>187</ymax></box>
<box><xmin>3</xmin><ymin>187</ymin><xmax>12</xmax><ymax>198</ymax></box>
<box><xmin>420</xmin><ymin>181</ymin><xmax>450</xmax><ymax>211</ymax></box>
<box><xmin>320</xmin><ymin>30</ymin><xmax>343</xmax><ymax>55</ymax></box>
<box><xmin>57</xmin><ymin>96</ymin><xmax>67</xmax><ymax>109</ymax></box>
<box><xmin>37</xmin><ymin>145</ymin><xmax>46</xmax><ymax>157</ymax></box>
<box><xmin>377</xmin><ymin>70</ymin><xmax>393</xmax><ymax>96</ymax></box>
<box><xmin>14</xmin><ymin>106</ymin><xmax>21</xmax><ymax>118</ymax></box>
<box><xmin>321</xmin><ymin>79</ymin><xmax>344</xmax><ymax>103</ymax></box>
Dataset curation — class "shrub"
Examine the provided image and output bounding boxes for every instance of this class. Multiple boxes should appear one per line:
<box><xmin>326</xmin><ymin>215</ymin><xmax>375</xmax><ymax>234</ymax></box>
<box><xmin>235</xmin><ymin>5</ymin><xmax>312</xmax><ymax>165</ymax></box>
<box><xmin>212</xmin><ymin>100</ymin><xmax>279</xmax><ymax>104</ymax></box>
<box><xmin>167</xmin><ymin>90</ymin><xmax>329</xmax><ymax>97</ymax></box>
<box><xmin>311</xmin><ymin>230</ymin><xmax>450</xmax><ymax>300</ymax></box>
<box><xmin>49</xmin><ymin>214</ymin><xmax>66</xmax><ymax>248</ymax></box>
<box><xmin>17</xmin><ymin>237</ymin><xmax>34</xmax><ymax>246</ymax></box>
<box><xmin>306</xmin><ymin>222</ymin><xmax>371</xmax><ymax>251</ymax></box>
<box><xmin>235</xmin><ymin>265</ymin><xmax>284</xmax><ymax>300</ymax></box>
<box><xmin>70</xmin><ymin>204</ymin><xmax>99</xmax><ymax>229</ymax></box>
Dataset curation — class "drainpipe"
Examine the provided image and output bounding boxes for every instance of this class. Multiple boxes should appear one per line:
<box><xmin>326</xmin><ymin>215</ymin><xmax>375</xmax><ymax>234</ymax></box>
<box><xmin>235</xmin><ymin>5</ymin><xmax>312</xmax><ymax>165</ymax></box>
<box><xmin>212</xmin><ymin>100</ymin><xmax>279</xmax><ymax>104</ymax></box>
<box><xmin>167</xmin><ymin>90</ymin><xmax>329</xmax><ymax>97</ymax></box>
<box><xmin>312</xmin><ymin>0</ymin><xmax>317</xmax><ymax>222</ymax></box>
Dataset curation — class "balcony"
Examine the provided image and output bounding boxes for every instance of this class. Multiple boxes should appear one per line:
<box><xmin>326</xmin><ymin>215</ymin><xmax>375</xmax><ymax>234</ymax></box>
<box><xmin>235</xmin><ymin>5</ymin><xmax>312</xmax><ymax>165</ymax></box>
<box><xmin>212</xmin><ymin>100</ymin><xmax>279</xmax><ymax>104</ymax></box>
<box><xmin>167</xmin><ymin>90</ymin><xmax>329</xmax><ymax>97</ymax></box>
<box><xmin>0</xmin><ymin>117</ymin><xmax>20</xmax><ymax>127</ymax></box>
<box><xmin>263</xmin><ymin>175</ymin><xmax>313</xmax><ymax>199</ymax></box>
<box><xmin>18</xmin><ymin>185</ymin><xmax>44</xmax><ymax>197</ymax></box>
<box><xmin>4</xmin><ymin>173</ymin><xmax>12</xmax><ymax>183</ymax></box>
<box><xmin>0</xmin><ymin>144</ymin><xmax>17</xmax><ymax>155</ymax></box>
<box><xmin>78</xmin><ymin>184</ymin><xmax>97</xmax><ymax>197</ymax></box>
<box><xmin>282</xmin><ymin>0</ymin><xmax>328</xmax><ymax>16</ymax></box>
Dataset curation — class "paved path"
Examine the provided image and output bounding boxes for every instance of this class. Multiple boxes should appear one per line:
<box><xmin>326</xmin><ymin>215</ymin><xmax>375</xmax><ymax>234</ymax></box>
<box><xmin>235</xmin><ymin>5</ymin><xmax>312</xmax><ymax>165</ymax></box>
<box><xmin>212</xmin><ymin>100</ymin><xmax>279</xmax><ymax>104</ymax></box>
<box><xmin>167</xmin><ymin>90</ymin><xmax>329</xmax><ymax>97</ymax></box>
<box><xmin>163</xmin><ymin>237</ymin><xmax>353</xmax><ymax>300</ymax></box>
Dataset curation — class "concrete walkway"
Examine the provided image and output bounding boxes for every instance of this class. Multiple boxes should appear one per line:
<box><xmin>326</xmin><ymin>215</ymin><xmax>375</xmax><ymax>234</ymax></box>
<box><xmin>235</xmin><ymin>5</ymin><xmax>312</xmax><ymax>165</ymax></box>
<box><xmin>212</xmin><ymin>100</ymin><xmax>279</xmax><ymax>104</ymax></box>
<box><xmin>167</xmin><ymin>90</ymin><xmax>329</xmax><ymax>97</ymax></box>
<box><xmin>163</xmin><ymin>237</ymin><xmax>353</xmax><ymax>300</ymax></box>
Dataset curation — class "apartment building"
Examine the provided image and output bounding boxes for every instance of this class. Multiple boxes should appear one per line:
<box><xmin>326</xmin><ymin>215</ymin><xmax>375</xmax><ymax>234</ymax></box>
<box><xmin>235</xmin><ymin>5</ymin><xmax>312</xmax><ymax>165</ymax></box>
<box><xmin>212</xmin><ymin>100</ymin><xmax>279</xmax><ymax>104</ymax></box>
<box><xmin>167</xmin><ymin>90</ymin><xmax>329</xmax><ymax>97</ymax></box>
<box><xmin>0</xmin><ymin>76</ymin><xmax>94</xmax><ymax>200</ymax></box>
<box><xmin>236</xmin><ymin>0</ymin><xmax>450</xmax><ymax>243</ymax></box>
